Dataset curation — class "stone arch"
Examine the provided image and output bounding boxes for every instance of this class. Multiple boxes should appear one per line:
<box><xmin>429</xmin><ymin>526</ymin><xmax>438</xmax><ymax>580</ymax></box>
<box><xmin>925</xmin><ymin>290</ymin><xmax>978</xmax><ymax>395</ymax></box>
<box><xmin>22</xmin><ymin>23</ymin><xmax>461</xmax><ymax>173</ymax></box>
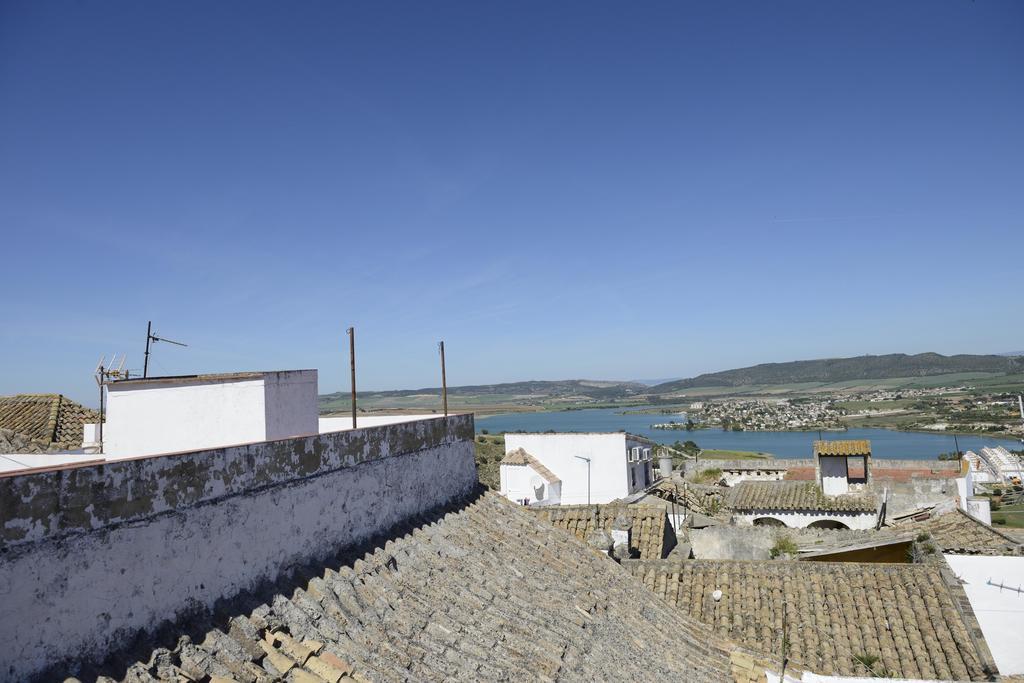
<box><xmin>752</xmin><ymin>516</ymin><xmax>787</xmax><ymax>527</ymax></box>
<box><xmin>807</xmin><ymin>519</ymin><xmax>849</xmax><ymax>530</ymax></box>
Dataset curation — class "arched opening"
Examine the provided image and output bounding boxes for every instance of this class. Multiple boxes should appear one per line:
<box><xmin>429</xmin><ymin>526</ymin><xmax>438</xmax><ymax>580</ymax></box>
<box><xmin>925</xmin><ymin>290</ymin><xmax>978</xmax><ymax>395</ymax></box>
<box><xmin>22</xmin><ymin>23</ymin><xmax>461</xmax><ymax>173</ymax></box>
<box><xmin>752</xmin><ymin>516</ymin><xmax>786</xmax><ymax>527</ymax></box>
<box><xmin>807</xmin><ymin>519</ymin><xmax>849</xmax><ymax>530</ymax></box>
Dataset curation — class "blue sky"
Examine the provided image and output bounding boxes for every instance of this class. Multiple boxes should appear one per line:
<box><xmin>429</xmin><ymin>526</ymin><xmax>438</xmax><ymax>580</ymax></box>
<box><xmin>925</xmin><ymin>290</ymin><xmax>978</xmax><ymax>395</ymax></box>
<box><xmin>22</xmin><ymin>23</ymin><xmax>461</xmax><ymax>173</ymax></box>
<box><xmin>1</xmin><ymin>1</ymin><xmax>1022</xmax><ymax>405</ymax></box>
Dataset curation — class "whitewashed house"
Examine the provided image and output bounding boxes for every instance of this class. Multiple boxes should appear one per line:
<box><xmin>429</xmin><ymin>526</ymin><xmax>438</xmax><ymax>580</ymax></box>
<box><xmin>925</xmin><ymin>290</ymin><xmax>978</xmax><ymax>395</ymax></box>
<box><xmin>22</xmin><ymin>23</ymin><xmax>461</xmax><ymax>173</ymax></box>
<box><xmin>727</xmin><ymin>440</ymin><xmax>879</xmax><ymax>530</ymax></box>
<box><xmin>500</xmin><ymin>432</ymin><xmax>655</xmax><ymax>506</ymax></box>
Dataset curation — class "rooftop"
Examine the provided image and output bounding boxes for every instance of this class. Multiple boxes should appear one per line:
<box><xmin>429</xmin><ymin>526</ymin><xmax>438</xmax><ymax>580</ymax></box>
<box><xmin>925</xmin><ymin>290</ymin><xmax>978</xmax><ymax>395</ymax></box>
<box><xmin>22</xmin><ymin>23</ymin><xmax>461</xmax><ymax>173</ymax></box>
<box><xmin>65</xmin><ymin>491</ymin><xmax>744</xmax><ymax>681</ymax></box>
<box><xmin>500</xmin><ymin>447</ymin><xmax>561</xmax><ymax>483</ymax></box>
<box><xmin>813</xmin><ymin>439</ymin><xmax>871</xmax><ymax>456</ymax></box>
<box><xmin>529</xmin><ymin>503</ymin><xmax>675</xmax><ymax>559</ymax></box>
<box><xmin>0</xmin><ymin>393</ymin><xmax>98</xmax><ymax>452</ymax></box>
<box><xmin>729</xmin><ymin>480</ymin><xmax>877</xmax><ymax>513</ymax></box>
<box><xmin>110</xmin><ymin>369</ymin><xmax>316</xmax><ymax>386</ymax></box>
<box><xmin>627</xmin><ymin>558</ymin><xmax>997</xmax><ymax>680</ymax></box>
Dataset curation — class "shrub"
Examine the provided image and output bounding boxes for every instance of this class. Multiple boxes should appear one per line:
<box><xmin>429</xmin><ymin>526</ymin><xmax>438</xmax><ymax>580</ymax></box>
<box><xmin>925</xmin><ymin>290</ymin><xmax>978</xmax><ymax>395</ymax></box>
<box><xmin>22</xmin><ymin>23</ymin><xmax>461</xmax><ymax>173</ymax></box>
<box><xmin>481</xmin><ymin>429</ymin><xmax>489</xmax><ymax>435</ymax></box>
<box><xmin>769</xmin><ymin>536</ymin><xmax>798</xmax><ymax>559</ymax></box>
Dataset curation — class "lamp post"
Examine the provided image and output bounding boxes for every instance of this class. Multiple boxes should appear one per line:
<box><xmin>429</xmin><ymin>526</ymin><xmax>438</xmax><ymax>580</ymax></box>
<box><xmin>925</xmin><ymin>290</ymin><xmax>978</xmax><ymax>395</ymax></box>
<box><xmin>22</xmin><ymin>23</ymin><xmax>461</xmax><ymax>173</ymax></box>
<box><xmin>574</xmin><ymin>455</ymin><xmax>591</xmax><ymax>505</ymax></box>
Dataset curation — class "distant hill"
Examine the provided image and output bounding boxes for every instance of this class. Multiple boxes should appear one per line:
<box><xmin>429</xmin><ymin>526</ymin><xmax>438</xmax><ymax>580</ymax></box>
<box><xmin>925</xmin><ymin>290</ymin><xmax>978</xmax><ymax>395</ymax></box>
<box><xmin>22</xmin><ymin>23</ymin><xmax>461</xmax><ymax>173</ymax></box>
<box><xmin>319</xmin><ymin>379</ymin><xmax>646</xmax><ymax>406</ymax></box>
<box><xmin>649</xmin><ymin>353</ymin><xmax>1024</xmax><ymax>393</ymax></box>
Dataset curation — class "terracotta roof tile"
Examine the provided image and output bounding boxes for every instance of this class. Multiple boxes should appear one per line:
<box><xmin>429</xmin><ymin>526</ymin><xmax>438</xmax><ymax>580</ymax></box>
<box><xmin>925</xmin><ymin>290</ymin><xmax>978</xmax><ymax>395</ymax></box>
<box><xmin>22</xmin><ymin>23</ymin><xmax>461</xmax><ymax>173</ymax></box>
<box><xmin>814</xmin><ymin>439</ymin><xmax>871</xmax><ymax>456</ymax></box>
<box><xmin>68</xmin><ymin>491</ymin><xmax>746</xmax><ymax>681</ymax></box>
<box><xmin>500</xmin><ymin>447</ymin><xmax>561</xmax><ymax>484</ymax></box>
<box><xmin>0</xmin><ymin>394</ymin><xmax>97</xmax><ymax>452</ymax></box>
<box><xmin>627</xmin><ymin>558</ymin><xmax>995</xmax><ymax>680</ymax></box>
<box><xmin>530</xmin><ymin>503</ymin><xmax>673</xmax><ymax>559</ymax></box>
<box><xmin>729</xmin><ymin>480</ymin><xmax>876</xmax><ymax>513</ymax></box>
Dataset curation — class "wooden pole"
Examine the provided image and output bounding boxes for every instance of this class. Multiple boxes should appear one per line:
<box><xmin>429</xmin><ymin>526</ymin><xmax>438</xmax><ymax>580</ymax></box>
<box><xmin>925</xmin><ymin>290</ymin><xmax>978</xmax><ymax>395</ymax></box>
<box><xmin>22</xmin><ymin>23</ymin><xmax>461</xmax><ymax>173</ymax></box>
<box><xmin>439</xmin><ymin>341</ymin><xmax>448</xmax><ymax>416</ymax></box>
<box><xmin>347</xmin><ymin>327</ymin><xmax>357</xmax><ymax>429</ymax></box>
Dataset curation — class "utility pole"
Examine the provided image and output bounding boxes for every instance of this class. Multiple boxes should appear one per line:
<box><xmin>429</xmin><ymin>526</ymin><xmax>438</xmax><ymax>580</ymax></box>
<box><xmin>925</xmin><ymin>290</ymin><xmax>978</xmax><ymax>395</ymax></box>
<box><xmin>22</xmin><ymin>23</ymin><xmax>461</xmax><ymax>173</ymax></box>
<box><xmin>347</xmin><ymin>327</ymin><xmax>357</xmax><ymax>429</ymax></box>
<box><xmin>574</xmin><ymin>455</ymin><xmax>591</xmax><ymax>505</ymax></box>
<box><xmin>439</xmin><ymin>341</ymin><xmax>448</xmax><ymax>416</ymax></box>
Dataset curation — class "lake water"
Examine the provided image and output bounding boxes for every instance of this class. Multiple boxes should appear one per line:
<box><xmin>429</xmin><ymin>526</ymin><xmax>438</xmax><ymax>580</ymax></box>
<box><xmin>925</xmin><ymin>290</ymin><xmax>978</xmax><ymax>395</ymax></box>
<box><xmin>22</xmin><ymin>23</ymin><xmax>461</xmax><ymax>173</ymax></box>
<box><xmin>476</xmin><ymin>408</ymin><xmax>1021</xmax><ymax>460</ymax></box>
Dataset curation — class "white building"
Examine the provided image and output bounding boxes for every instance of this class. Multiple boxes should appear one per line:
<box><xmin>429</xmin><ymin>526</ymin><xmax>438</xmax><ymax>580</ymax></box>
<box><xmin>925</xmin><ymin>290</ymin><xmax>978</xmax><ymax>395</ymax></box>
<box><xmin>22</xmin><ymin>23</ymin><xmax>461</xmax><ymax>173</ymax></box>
<box><xmin>964</xmin><ymin>446</ymin><xmax>1024</xmax><ymax>485</ymax></box>
<box><xmin>500</xmin><ymin>432</ymin><xmax>655</xmax><ymax>506</ymax></box>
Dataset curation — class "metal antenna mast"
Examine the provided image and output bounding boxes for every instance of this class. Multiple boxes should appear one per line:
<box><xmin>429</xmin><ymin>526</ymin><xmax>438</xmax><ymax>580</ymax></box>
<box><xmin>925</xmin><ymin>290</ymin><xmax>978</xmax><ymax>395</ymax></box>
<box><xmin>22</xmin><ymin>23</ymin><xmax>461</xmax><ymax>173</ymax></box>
<box><xmin>347</xmin><ymin>327</ymin><xmax>357</xmax><ymax>429</ymax></box>
<box><xmin>439</xmin><ymin>341</ymin><xmax>448</xmax><ymax>417</ymax></box>
<box><xmin>143</xmin><ymin>320</ymin><xmax>188</xmax><ymax>378</ymax></box>
<box><xmin>94</xmin><ymin>354</ymin><xmax>129</xmax><ymax>454</ymax></box>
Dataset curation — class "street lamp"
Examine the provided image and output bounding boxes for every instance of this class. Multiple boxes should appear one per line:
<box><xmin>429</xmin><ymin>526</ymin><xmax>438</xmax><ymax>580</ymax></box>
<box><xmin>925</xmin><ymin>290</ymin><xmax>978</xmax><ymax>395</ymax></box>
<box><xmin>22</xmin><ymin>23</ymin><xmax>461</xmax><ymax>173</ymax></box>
<box><xmin>574</xmin><ymin>455</ymin><xmax>591</xmax><ymax>505</ymax></box>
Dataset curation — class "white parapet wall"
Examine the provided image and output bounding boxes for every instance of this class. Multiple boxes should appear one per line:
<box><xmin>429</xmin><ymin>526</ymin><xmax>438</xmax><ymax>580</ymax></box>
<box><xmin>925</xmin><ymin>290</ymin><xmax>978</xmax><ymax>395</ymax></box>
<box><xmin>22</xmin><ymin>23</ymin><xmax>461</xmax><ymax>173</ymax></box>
<box><xmin>733</xmin><ymin>509</ymin><xmax>877</xmax><ymax>530</ymax></box>
<box><xmin>319</xmin><ymin>414</ymin><xmax>440</xmax><ymax>432</ymax></box>
<box><xmin>0</xmin><ymin>414</ymin><xmax>477</xmax><ymax>682</ymax></box>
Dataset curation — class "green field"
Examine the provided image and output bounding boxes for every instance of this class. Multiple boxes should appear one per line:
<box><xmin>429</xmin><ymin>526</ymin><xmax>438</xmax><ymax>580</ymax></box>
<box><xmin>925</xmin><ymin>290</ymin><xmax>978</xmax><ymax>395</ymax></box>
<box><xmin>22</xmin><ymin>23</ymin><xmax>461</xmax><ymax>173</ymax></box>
<box><xmin>992</xmin><ymin>501</ymin><xmax>1024</xmax><ymax>529</ymax></box>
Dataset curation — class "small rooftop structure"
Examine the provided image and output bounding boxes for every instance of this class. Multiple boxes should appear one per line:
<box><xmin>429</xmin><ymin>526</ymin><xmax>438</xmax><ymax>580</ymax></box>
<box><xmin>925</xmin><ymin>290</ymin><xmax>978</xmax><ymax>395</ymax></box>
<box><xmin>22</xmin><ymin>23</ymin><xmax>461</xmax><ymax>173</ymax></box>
<box><xmin>100</xmin><ymin>369</ymin><xmax>318</xmax><ymax>457</ymax></box>
<box><xmin>814</xmin><ymin>439</ymin><xmax>870</xmax><ymax>495</ymax></box>
<box><xmin>500</xmin><ymin>446</ymin><xmax>563</xmax><ymax>504</ymax></box>
<box><xmin>728</xmin><ymin>480</ymin><xmax>878</xmax><ymax>530</ymax></box>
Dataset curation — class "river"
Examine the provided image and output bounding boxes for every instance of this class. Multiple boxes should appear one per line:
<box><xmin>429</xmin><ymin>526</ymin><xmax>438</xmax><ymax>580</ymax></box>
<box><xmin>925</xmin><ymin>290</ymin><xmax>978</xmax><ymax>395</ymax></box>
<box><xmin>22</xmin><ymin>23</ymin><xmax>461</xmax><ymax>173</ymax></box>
<box><xmin>476</xmin><ymin>407</ymin><xmax>1021</xmax><ymax>460</ymax></box>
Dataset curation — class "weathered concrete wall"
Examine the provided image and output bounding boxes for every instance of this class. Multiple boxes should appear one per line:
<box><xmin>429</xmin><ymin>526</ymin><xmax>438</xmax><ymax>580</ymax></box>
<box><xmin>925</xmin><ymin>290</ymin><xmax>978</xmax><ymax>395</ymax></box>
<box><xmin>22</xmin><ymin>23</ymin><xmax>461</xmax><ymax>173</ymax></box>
<box><xmin>0</xmin><ymin>414</ymin><xmax>476</xmax><ymax>681</ymax></box>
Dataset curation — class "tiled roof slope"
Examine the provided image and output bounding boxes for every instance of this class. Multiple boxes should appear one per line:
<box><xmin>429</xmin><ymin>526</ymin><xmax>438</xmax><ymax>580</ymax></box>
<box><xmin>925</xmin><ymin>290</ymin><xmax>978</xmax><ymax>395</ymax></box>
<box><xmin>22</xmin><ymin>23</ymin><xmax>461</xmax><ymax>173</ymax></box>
<box><xmin>814</xmin><ymin>440</ymin><xmax>871</xmax><ymax>456</ymax></box>
<box><xmin>529</xmin><ymin>504</ymin><xmax>673</xmax><ymax>559</ymax></box>
<box><xmin>73</xmin><ymin>491</ymin><xmax>741</xmax><ymax>682</ymax></box>
<box><xmin>896</xmin><ymin>508</ymin><xmax>1023</xmax><ymax>555</ymax></box>
<box><xmin>0</xmin><ymin>394</ymin><xmax>97</xmax><ymax>452</ymax></box>
<box><xmin>501</xmin><ymin>447</ymin><xmax>561</xmax><ymax>483</ymax></box>
<box><xmin>729</xmin><ymin>480</ymin><xmax>876</xmax><ymax>513</ymax></box>
<box><xmin>626</xmin><ymin>559</ymin><xmax>995</xmax><ymax>681</ymax></box>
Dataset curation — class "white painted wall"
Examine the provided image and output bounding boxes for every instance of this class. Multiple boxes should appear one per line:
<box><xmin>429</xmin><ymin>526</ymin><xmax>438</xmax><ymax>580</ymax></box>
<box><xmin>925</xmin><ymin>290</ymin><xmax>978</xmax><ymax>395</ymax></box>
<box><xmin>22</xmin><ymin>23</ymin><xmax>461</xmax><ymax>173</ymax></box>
<box><xmin>263</xmin><ymin>371</ymin><xmax>320</xmax><ymax>440</ymax></box>
<box><xmin>734</xmin><ymin>509</ymin><xmax>877</xmax><ymax>530</ymax></box>
<box><xmin>102</xmin><ymin>370</ymin><xmax>318</xmax><ymax>458</ymax></box>
<box><xmin>944</xmin><ymin>554</ymin><xmax>1024</xmax><ymax>675</ymax></box>
<box><xmin>966</xmin><ymin>497</ymin><xmax>992</xmax><ymax>525</ymax></box>
<box><xmin>820</xmin><ymin>456</ymin><xmax>850</xmax><ymax>495</ymax></box>
<box><xmin>499</xmin><ymin>463</ymin><xmax>561</xmax><ymax>505</ymax></box>
<box><xmin>319</xmin><ymin>414</ymin><xmax>439</xmax><ymax>433</ymax></box>
<box><xmin>721</xmin><ymin>469</ymin><xmax>786</xmax><ymax>487</ymax></box>
<box><xmin>501</xmin><ymin>433</ymin><xmax>651</xmax><ymax>505</ymax></box>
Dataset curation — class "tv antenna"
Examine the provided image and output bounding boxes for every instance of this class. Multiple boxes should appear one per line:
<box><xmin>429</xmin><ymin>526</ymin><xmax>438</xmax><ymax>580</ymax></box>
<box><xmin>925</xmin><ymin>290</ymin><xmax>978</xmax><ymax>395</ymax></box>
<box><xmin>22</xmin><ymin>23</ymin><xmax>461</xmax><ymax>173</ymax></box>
<box><xmin>143</xmin><ymin>320</ymin><xmax>187</xmax><ymax>378</ymax></box>
<box><xmin>94</xmin><ymin>354</ymin><xmax>130</xmax><ymax>454</ymax></box>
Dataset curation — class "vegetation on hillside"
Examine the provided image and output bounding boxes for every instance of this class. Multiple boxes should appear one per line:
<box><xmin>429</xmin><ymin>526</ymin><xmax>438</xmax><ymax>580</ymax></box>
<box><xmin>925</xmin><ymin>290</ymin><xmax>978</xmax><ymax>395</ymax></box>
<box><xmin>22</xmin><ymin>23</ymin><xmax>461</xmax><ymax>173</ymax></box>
<box><xmin>650</xmin><ymin>353</ymin><xmax>1023</xmax><ymax>393</ymax></box>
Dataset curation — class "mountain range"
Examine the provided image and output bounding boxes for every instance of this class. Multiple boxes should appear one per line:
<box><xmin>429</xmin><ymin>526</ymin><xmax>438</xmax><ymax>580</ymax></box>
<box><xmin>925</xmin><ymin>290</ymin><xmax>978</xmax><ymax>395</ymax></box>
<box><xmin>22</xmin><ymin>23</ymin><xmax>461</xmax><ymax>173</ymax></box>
<box><xmin>320</xmin><ymin>353</ymin><xmax>1024</xmax><ymax>406</ymax></box>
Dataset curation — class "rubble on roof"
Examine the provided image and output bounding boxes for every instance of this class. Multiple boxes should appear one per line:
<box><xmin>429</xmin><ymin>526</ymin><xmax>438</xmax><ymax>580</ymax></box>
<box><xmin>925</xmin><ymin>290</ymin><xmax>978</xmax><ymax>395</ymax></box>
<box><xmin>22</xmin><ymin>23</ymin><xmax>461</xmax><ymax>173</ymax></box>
<box><xmin>65</xmin><ymin>491</ymin><xmax>747</xmax><ymax>682</ymax></box>
<box><xmin>529</xmin><ymin>503</ymin><xmax>675</xmax><ymax>559</ymax></box>
<box><xmin>0</xmin><ymin>394</ymin><xmax>97</xmax><ymax>453</ymax></box>
<box><xmin>729</xmin><ymin>480</ymin><xmax>876</xmax><ymax>513</ymax></box>
<box><xmin>626</xmin><ymin>558</ymin><xmax>998</xmax><ymax>681</ymax></box>
<box><xmin>893</xmin><ymin>508</ymin><xmax>1023</xmax><ymax>556</ymax></box>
